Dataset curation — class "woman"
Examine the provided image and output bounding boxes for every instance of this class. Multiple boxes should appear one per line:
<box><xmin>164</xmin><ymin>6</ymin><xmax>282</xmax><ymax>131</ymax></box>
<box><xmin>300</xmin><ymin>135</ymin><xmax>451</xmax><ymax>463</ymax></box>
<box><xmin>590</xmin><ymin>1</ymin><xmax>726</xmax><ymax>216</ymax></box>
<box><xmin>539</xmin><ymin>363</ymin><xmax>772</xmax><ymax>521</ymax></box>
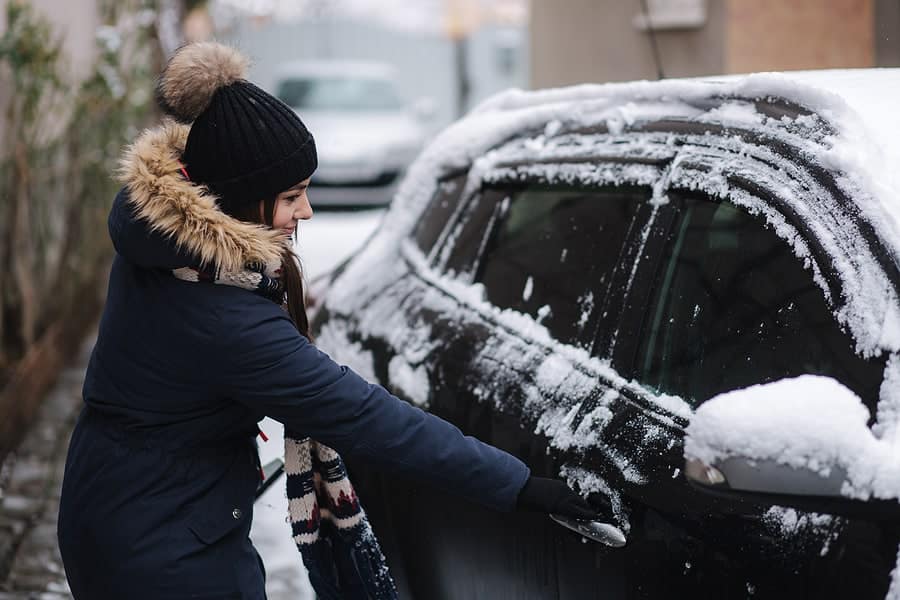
<box><xmin>57</xmin><ymin>42</ymin><xmax>600</xmax><ymax>599</ymax></box>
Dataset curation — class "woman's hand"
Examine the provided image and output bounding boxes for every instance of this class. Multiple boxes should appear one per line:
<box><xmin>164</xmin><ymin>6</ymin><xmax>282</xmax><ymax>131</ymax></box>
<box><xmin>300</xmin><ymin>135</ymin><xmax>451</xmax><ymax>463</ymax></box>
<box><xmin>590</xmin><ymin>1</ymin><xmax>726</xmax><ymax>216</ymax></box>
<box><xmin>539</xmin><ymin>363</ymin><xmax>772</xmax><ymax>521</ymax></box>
<box><xmin>516</xmin><ymin>476</ymin><xmax>611</xmax><ymax>521</ymax></box>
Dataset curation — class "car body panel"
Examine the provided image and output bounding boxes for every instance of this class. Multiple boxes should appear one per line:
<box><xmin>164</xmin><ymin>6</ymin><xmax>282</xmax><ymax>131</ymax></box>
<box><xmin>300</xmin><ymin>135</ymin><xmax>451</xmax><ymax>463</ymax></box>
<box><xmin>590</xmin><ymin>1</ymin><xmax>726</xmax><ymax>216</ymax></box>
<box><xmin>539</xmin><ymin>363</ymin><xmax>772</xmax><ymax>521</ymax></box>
<box><xmin>312</xmin><ymin>70</ymin><xmax>900</xmax><ymax>598</ymax></box>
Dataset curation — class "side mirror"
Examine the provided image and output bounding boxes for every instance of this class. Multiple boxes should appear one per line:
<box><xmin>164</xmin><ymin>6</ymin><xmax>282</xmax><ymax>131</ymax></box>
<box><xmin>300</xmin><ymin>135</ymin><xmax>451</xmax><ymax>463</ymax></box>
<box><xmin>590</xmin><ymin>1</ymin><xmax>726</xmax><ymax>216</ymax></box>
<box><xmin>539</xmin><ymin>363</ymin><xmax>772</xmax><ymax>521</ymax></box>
<box><xmin>684</xmin><ymin>375</ymin><xmax>900</xmax><ymax>520</ymax></box>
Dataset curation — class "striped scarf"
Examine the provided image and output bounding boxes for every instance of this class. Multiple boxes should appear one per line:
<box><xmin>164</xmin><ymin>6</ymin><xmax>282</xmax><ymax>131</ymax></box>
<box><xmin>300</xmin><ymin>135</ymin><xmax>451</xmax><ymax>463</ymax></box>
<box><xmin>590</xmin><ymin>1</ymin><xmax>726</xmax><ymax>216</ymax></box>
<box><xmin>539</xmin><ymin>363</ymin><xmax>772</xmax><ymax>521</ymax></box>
<box><xmin>173</xmin><ymin>262</ymin><xmax>398</xmax><ymax>600</ymax></box>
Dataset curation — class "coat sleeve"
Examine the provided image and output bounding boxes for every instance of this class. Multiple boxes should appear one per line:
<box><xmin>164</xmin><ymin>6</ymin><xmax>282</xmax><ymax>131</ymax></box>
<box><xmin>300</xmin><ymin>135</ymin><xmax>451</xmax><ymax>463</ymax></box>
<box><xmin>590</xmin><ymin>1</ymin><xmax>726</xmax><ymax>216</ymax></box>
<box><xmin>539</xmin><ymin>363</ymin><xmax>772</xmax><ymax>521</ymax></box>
<box><xmin>108</xmin><ymin>187</ymin><xmax>203</xmax><ymax>270</ymax></box>
<box><xmin>217</xmin><ymin>305</ymin><xmax>531</xmax><ymax>513</ymax></box>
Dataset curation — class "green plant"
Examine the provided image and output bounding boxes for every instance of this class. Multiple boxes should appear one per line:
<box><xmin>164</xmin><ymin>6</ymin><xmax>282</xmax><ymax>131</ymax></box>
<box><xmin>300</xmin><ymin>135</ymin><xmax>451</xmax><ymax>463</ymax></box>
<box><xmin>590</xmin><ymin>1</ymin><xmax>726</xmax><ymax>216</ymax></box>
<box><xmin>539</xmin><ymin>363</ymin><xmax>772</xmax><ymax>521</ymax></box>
<box><xmin>0</xmin><ymin>0</ymin><xmax>165</xmax><ymax>459</ymax></box>
<box><xmin>0</xmin><ymin>0</ymin><xmax>65</xmax><ymax>367</ymax></box>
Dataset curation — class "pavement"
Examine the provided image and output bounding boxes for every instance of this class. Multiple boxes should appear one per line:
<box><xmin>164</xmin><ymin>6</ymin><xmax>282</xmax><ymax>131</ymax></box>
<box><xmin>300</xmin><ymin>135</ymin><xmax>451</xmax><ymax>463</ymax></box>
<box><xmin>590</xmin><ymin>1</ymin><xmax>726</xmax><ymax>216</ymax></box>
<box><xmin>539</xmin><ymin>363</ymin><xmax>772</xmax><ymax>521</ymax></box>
<box><xmin>0</xmin><ymin>341</ymin><xmax>88</xmax><ymax>599</ymax></box>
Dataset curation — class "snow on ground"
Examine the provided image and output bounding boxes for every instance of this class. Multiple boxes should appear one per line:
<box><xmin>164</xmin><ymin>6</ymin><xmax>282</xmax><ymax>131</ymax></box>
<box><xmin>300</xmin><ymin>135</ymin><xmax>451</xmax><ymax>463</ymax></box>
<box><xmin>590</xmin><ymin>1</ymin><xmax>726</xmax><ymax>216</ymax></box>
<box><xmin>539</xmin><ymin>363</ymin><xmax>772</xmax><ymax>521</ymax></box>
<box><xmin>295</xmin><ymin>207</ymin><xmax>386</xmax><ymax>281</ymax></box>
<box><xmin>251</xmin><ymin>420</ymin><xmax>314</xmax><ymax>600</ymax></box>
<box><xmin>250</xmin><ymin>207</ymin><xmax>384</xmax><ymax>599</ymax></box>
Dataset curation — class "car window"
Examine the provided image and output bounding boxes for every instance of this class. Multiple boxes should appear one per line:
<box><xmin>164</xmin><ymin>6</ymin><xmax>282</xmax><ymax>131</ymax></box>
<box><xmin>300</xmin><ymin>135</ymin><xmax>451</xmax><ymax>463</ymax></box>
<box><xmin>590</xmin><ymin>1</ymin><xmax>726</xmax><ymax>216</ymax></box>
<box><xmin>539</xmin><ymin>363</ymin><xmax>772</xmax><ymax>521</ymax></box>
<box><xmin>276</xmin><ymin>76</ymin><xmax>403</xmax><ymax>111</ymax></box>
<box><xmin>632</xmin><ymin>193</ymin><xmax>885</xmax><ymax>410</ymax></box>
<box><xmin>469</xmin><ymin>185</ymin><xmax>650</xmax><ymax>348</ymax></box>
<box><xmin>413</xmin><ymin>173</ymin><xmax>468</xmax><ymax>256</ymax></box>
<box><xmin>440</xmin><ymin>187</ymin><xmax>505</xmax><ymax>279</ymax></box>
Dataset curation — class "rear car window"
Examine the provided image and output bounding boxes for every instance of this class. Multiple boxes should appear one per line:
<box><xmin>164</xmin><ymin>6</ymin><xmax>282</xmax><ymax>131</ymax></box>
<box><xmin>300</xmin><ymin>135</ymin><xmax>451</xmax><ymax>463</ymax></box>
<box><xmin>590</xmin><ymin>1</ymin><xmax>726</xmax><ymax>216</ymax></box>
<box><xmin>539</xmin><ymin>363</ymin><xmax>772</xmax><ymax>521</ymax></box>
<box><xmin>471</xmin><ymin>185</ymin><xmax>649</xmax><ymax>348</ymax></box>
<box><xmin>633</xmin><ymin>193</ymin><xmax>885</xmax><ymax>410</ymax></box>
<box><xmin>413</xmin><ymin>173</ymin><xmax>468</xmax><ymax>256</ymax></box>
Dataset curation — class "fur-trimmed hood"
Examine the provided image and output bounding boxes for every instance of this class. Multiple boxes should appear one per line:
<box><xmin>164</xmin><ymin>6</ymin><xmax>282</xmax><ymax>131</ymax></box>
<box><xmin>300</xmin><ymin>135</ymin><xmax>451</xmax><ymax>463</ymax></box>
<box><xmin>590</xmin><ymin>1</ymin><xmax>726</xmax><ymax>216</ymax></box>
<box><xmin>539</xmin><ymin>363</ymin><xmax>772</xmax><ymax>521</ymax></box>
<box><xmin>117</xmin><ymin>120</ymin><xmax>288</xmax><ymax>273</ymax></box>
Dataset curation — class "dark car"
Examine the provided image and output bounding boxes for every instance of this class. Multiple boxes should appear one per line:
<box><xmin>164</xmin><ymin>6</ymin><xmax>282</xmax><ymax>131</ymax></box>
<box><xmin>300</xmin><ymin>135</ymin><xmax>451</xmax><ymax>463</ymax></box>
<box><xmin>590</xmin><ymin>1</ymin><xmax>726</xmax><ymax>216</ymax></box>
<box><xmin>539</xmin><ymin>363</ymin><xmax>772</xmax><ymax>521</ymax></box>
<box><xmin>311</xmin><ymin>70</ymin><xmax>900</xmax><ymax>599</ymax></box>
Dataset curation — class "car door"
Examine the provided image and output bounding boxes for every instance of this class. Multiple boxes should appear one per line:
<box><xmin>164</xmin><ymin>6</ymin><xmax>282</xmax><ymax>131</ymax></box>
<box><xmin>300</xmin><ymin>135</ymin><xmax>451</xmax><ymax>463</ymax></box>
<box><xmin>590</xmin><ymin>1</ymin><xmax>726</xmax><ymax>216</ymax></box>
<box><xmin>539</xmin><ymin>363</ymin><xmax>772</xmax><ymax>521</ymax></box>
<box><xmin>585</xmin><ymin>181</ymin><xmax>898</xmax><ymax>599</ymax></box>
<box><xmin>371</xmin><ymin>160</ymin><xmax>673</xmax><ymax>598</ymax></box>
<box><xmin>392</xmin><ymin>161</ymin><xmax>897</xmax><ymax>599</ymax></box>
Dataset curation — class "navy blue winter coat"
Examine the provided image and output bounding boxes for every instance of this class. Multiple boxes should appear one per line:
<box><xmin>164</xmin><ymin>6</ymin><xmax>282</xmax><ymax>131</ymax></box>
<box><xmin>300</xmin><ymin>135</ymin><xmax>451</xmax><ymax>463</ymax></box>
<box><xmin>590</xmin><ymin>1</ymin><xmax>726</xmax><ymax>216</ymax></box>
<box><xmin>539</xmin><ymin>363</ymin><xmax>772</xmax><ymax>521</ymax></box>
<box><xmin>57</xmin><ymin>122</ymin><xmax>530</xmax><ymax>599</ymax></box>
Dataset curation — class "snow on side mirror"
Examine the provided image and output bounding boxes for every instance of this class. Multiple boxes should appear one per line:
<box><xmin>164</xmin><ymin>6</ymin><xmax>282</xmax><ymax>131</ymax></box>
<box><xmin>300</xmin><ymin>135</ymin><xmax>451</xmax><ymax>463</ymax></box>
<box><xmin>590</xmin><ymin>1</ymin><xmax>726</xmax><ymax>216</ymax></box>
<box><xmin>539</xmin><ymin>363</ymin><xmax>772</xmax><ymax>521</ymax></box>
<box><xmin>683</xmin><ymin>375</ymin><xmax>900</xmax><ymax>520</ymax></box>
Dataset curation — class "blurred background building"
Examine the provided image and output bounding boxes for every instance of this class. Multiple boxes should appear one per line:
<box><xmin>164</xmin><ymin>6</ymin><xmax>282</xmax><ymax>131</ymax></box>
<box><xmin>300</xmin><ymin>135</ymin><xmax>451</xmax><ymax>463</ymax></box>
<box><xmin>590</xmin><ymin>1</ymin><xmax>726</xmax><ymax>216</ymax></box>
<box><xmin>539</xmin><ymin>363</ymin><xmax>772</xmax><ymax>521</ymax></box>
<box><xmin>532</xmin><ymin>0</ymin><xmax>900</xmax><ymax>87</ymax></box>
<box><xmin>211</xmin><ymin>0</ymin><xmax>528</xmax><ymax>127</ymax></box>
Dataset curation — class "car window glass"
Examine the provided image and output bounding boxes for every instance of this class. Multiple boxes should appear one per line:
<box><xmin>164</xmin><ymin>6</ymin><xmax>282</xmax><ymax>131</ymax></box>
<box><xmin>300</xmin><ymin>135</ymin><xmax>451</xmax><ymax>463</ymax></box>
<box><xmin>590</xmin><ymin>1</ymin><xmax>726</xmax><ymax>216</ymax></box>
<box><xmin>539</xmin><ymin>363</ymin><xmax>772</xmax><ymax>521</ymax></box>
<box><xmin>440</xmin><ymin>188</ymin><xmax>504</xmax><ymax>279</ymax></box>
<box><xmin>277</xmin><ymin>77</ymin><xmax>402</xmax><ymax>111</ymax></box>
<box><xmin>473</xmin><ymin>185</ymin><xmax>649</xmax><ymax>348</ymax></box>
<box><xmin>413</xmin><ymin>173</ymin><xmax>468</xmax><ymax>256</ymax></box>
<box><xmin>634</xmin><ymin>193</ymin><xmax>885</xmax><ymax>410</ymax></box>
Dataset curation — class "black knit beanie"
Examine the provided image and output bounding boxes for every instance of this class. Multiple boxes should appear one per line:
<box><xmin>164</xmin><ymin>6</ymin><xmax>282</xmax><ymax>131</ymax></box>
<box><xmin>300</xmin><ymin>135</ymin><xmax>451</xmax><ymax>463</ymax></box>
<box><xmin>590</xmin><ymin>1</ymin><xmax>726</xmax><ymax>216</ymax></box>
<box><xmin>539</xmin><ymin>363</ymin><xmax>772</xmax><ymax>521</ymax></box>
<box><xmin>155</xmin><ymin>42</ymin><xmax>317</xmax><ymax>214</ymax></box>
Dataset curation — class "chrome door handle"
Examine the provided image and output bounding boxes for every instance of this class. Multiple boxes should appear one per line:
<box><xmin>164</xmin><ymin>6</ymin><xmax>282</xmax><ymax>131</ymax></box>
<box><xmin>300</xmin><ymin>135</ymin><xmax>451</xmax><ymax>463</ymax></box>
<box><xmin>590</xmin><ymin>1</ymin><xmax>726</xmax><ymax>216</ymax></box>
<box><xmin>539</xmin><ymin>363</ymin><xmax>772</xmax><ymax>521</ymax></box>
<box><xmin>550</xmin><ymin>514</ymin><xmax>627</xmax><ymax>547</ymax></box>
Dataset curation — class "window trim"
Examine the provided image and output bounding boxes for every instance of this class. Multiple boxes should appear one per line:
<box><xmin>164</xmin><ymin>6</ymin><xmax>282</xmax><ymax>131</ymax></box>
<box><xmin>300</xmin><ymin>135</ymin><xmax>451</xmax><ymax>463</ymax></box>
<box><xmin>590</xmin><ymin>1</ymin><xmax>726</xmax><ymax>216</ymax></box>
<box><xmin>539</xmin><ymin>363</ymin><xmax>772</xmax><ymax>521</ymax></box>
<box><xmin>410</xmin><ymin>168</ymin><xmax>473</xmax><ymax>265</ymax></box>
<box><xmin>426</xmin><ymin>159</ymin><xmax>669</xmax><ymax>356</ymax></box>
<box><xmin>401</xmin><ymin>124</ymin><xmax>893</xmax><ymax>424</ymax></box>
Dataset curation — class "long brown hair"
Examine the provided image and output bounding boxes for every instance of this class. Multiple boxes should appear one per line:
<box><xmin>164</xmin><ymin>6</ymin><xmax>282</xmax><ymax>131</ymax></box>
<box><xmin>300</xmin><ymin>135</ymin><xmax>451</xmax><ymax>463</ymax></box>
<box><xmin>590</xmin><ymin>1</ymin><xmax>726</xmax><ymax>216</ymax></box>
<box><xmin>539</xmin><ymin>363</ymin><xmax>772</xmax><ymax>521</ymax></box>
<box><xmin>226</xmin><ymin>196</ymin><xmax>312</xmax><ymax>340</ymax></box>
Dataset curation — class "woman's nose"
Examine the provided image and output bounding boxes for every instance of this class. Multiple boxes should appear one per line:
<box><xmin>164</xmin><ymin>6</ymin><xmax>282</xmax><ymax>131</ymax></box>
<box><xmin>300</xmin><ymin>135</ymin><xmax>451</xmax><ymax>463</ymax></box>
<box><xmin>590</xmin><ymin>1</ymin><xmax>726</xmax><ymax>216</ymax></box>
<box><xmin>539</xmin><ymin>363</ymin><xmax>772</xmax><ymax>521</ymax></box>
<box><xmin>296</xmin><ymin>197</ymin><xmax>313</xmax><ymax>220</ymax></box>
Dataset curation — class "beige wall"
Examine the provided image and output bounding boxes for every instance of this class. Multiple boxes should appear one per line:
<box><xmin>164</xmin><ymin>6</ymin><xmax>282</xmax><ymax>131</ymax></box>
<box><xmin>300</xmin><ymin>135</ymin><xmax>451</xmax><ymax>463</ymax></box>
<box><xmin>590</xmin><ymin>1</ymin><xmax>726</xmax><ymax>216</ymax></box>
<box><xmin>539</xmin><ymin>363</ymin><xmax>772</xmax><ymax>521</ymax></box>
<box><xmin>0</xmin><ymin>0</ymin><xmax>98</xmax><ymax>80</ymax></box>
<box><xmin>725</xmin><ymin>0</ymin><xmax>873</xmax><ymax>73</ymax></box>
<box><xmin>0</xmin><ymin>0</ymin><xmax>98</xmax><ymax>150</ymax></box>
<box><xmin>530</xmin><ymin>0</ymin><xmax>897</xmax><ymax>89</ymax></box>
<box><xmin>31</xmin><ymin>0</ymin><xmax>99</xmax><ymax>83</ymax></box>
<box><xmin>530</xmin><ymin>0</ymin><xmax>725</xmax><ymax>88</ymax></box>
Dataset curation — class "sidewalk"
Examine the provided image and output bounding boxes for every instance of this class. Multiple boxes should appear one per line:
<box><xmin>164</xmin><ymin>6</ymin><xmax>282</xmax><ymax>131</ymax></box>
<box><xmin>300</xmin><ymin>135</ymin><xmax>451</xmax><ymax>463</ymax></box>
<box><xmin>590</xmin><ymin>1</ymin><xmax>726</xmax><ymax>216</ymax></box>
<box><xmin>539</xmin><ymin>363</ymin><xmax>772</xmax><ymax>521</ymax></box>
<box><xmin>0</xmin><ymin>340</ymin><xmax>90</xmax><ymax>599</ymax></box>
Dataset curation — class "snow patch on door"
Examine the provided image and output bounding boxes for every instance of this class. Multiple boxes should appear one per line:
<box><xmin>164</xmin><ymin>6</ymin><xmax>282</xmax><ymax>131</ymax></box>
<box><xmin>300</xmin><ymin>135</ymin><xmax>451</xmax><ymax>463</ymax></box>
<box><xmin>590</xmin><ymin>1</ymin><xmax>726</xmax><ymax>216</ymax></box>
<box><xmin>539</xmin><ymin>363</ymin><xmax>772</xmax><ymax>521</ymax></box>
<box><xmin>316</xmin><ymin>321</ymin><xmax>379</xmax><ymax>384</ymax></box>
<box><xmin>388</xmin><ymin>356</ymin><xmax>430</xmax><ymax>407</ymax></box>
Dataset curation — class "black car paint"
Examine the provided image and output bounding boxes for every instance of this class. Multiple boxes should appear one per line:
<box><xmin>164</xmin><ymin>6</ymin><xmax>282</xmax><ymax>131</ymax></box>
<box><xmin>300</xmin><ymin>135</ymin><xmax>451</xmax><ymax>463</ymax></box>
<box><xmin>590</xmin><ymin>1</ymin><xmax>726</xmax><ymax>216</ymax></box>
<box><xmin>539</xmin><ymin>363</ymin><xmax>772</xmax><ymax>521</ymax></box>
<box><xmin>312</xmin><ymin>102</ymin><xmax>900</xmax><ymax>598</ymax></box>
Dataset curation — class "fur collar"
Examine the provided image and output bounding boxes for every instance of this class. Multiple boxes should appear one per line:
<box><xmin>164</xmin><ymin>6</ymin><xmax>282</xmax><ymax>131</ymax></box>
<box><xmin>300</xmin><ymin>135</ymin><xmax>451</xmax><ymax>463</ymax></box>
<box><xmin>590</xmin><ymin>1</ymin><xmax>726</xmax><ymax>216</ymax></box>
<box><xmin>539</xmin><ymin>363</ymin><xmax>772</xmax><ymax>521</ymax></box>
<box><xmin>117</xmin><ymin>120</ymin><xmax>288</xmax><ymax>273</ymax></box>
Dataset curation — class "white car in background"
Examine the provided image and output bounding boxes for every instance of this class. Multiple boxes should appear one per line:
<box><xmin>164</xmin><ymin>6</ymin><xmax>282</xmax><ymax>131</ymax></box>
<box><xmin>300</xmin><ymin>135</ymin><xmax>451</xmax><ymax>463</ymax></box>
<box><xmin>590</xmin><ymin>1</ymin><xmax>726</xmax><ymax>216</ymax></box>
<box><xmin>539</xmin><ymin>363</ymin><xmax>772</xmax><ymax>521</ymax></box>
<box><xmin>274</xmin><ymin>60</ymin><xmax>431</xmax><ymax>207</ymax></box>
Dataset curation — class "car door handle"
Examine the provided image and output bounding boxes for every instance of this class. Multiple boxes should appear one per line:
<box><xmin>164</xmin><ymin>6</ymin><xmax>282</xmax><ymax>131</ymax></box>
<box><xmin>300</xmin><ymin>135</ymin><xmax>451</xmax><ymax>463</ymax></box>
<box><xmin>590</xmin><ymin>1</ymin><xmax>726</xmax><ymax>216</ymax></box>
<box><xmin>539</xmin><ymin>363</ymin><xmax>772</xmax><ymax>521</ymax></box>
<box><xmin>550</xmin><ymin>513</ymin><xmax>627</xmax><ymax>547</ymax></box>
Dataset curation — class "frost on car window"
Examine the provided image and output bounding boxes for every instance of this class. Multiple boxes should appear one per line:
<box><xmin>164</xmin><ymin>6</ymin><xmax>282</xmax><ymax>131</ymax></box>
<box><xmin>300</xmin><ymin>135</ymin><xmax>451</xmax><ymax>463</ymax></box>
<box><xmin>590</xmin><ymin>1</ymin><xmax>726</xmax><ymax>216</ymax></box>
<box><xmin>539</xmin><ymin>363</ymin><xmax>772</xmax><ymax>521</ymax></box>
<box><xmin>438</xmin><ymin>190</ymin><xmax>506</xmax><ymax>279</ymax></box>
<box><xmin>413</xmin><ymin>172</ymin><xmax>468</xmax><ymax>256</ymax></box>
<box><xmin>473</xmin><ymin>184</ymin><xmax>650</xmax><ymax>348</ymax></box>
<box><xmin>632</xmin><ymin>192</ymin><xmax>886</xmax><ymax>410</ymax></box>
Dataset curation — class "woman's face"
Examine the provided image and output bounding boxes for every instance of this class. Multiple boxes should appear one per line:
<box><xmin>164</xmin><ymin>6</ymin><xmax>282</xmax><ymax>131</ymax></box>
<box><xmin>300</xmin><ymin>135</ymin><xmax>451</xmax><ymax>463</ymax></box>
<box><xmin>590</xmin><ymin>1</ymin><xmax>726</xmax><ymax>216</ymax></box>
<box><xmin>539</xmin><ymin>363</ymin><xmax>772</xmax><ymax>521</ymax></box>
<box><xmin>270</xmin><ymin>178</ymin><xmax>313</xmax><ymax>235</ymax></box>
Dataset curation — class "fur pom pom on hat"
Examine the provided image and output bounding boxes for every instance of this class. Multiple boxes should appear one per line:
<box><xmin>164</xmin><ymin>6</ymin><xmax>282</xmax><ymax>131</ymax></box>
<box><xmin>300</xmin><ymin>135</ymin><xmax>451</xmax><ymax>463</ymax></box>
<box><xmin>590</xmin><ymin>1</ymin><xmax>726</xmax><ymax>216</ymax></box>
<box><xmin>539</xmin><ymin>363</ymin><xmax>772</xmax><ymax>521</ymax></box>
<box><xmin>154</xmin><ymin>42</ymin><xmax>317</xmax><ymax>213</ymax></box>
<box><xmin>156</xmin><ymin>42</ymin><xmax>249</xmax><ymax>123</ymax></box>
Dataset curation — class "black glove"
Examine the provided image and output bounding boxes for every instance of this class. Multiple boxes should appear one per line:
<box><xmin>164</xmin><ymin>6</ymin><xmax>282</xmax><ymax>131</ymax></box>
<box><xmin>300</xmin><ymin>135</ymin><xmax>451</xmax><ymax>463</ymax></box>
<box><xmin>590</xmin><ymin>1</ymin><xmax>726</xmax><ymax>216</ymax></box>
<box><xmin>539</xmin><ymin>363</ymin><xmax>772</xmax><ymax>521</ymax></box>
<box><xmin>516</xmin><ymin>476</ymin><xmax>609</xmax><ymax>521</ymax></box>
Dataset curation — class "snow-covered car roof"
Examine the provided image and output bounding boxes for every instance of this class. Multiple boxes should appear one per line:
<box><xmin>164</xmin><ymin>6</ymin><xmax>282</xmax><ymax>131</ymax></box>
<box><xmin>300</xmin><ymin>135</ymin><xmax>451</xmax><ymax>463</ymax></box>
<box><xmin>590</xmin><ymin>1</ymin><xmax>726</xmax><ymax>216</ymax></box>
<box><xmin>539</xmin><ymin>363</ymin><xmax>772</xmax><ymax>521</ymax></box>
<box><xmin>324</xmin><ymin>68</ymin><xmax>900</xmax><ymax>513</ymax></box>
<box><xmin>382</xmin><ymin>68</ymin><xmax>900</xmax><ymax>361</ymax></box>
